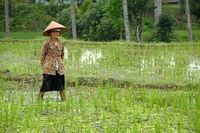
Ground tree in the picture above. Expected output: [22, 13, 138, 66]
[154, 0, 162, 25]
[128, 0, 154, 43]
[185, 0, 193, 42]
[75, 0, 91, 15]
[10, 4, 52, 32]
[156, 13, 174, 42]
[70, 0, 77, 39]
[4, 0, 9, 37]
[106, 0, 124, 40]
[190, 0, 200, 19]
[107, 0, 154, 42]
[28, 0, 36, 4]
[57, 8, 72, 38]
[122, 0, 130, 42]
[77, 0, 118, 41]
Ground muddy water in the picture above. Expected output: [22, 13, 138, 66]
[64, 47, 200, 81]
[1, 44, 200, 86]
[2, 86, 94, 105]
[64, 47, 200, 70]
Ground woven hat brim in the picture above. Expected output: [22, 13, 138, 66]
[43, 27, 67, 36]
[42, 21, 67, 36]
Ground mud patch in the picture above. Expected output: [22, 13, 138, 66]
[0, 69, 199, 89]
[0, 70, 42, 90]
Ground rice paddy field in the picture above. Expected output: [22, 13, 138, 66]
[0, 40, 200, 132]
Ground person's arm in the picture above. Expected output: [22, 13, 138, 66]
[61, 43, 64, 60]
[40, 41, 48, 67]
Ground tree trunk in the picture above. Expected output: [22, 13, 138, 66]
[154, 0, 162, 25]
[136, 25, 140, 43]
[185, 0, 193, 42]
[122, 0, 130, 42]
[70, 0, 77, 39]
[5, 0, 10, 37]
[120, 27, 122, 41]
[135, 15, 140, 43]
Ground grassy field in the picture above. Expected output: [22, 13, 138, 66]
[0, 40, 200, 132]
[1, 30, 200, 42]
[0, 32, 67, 40]
[1, 40, 200, 86]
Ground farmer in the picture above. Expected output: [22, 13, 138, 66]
[38, 21, 67, 101]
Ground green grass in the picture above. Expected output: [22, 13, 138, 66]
[0, 78, 199, 132]
[0, 32, 67, 40]
[174, 30, 200, 42]
[142, 30, 200, 42]
[1, 29, 200, 42]
[0, 40, 200, 132]
[0, 41, 200, 86]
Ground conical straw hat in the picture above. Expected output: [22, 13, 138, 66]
[43, 21, 67, 36]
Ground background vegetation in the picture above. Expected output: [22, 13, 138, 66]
[0, 0, 200, 42]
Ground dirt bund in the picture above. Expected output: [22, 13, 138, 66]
[0, 70, 199, 90]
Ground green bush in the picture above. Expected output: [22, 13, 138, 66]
[155, 13, 175, 42]
[0, 32, 5, 38]
[0, 3, 4, 32]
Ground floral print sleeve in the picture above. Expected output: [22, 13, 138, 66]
[40, 40, 49, 67]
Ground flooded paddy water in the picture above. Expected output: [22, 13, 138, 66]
[0, 41, 200, 132]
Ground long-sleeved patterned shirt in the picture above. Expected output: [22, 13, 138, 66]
[40, 38, 65, 75]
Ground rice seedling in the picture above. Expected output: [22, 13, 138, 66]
[0, 41, 200, 132]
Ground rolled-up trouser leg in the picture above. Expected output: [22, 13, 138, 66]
[60, 90, 66, 101]
[38, 92, 45, 100]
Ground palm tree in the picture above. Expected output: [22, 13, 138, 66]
[70, 0, 77, 39]
[76, 0, 91, 15]
[185, 0, 193, 42]
[154, 0, 162, 25]
[4, 0, 9, 37]
[122, 0, 130, 42]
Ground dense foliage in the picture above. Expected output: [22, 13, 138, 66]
[0, 3, 4, 32]
[190, 0, 200, 19]
[0, 0, 200, 41]
[128, 0, 154, 42]
[57, 0, 120, 41]
[155, 14, 175, 42]
[9, 4, 67, 32]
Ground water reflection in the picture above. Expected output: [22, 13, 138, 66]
[139, 56, 200, 71]
[63, 46, 200, 82]
[64, 49, 68, 59]
[64, 47, 200, 71]
[64, 48, 102, 65]
[80, 50, 102, 65]
[188, 60, 200, 71]
[169, 56, 175, 67]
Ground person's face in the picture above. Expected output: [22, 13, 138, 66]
[50, 31, 60, 38]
